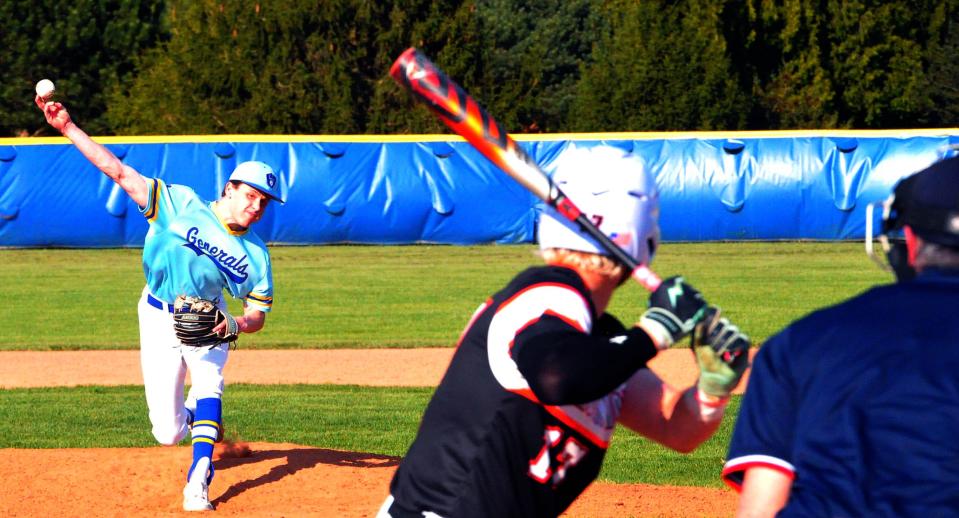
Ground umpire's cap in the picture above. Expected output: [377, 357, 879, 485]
[889, 156, 959, 247]
[229, 161, 285, 203]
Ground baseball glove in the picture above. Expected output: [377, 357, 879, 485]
[173, 295, 239, 347]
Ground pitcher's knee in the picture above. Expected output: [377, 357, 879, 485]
[152, 422, 188, 445]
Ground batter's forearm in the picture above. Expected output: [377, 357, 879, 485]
[628, 383, 726, 453]
[666, 387, 725, 452]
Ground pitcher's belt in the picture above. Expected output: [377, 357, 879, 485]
[147, 294, 174, 313]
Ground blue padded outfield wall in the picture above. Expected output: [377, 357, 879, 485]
[0, 130, 957, 247]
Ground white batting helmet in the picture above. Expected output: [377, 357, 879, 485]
[537, 144, 660, 266]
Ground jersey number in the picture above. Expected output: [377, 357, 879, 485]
[528, 426, 589, 486]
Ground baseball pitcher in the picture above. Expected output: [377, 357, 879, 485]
[37, 95, 283, 512]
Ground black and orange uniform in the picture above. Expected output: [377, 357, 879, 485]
[384, 265, 659, 518]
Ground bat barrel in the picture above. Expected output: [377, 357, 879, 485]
[391, 47, 662, 293]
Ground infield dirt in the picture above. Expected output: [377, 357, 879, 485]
[0, 348, 749, 517]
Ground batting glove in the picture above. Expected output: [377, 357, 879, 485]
[638, 276, 708, 350]
[693, 306, 750, 398]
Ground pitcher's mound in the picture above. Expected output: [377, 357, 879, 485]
[0, 443, 733, 517]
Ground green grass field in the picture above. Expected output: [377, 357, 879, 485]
[0, 243, 889, 487]
[0, 242, 886, 349]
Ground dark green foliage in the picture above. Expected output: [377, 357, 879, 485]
[747, 0, 956, 129]
[106, 0, 487, 134]
[924, 1, 959, 127]
[3, 0, 958, 134]
[0, 0, 166, 136]
[570, 0, 749, 131]
[365, 0, 487, 134]
[472, 0, 603, 133]
[107, 0, 371, 134]
[827, 1, 933, 128]
[748, 0, 841, 128]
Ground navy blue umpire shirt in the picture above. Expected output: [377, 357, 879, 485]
[722, 269, 959, 517]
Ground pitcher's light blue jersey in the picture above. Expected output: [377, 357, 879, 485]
[139, 178, 273, 312]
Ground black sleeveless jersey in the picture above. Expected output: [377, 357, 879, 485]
[386, 265, 658, 518]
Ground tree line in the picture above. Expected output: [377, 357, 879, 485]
[3, 0, 957, 137]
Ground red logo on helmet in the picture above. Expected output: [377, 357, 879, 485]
[610, 232, 633, 247]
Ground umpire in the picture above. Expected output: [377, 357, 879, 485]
[723, 156, 959, 517]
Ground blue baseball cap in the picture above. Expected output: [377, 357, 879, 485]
[228, 161, 285, 203]
[890, 156, 959, 247]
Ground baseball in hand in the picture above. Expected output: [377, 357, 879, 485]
[35, 79, 56, 101]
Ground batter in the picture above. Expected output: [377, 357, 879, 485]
[378, 145, 750, 517]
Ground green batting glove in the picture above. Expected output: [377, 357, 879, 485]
[693, 307, 750, 398]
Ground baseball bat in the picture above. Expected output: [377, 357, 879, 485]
[389, 47, 662, 291]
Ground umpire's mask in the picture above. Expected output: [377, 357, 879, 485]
[866, 155, 959, 280]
